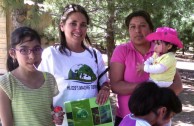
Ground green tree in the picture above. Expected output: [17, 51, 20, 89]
[2, 0, 193, 61]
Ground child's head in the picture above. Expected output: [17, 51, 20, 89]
[128, 82, 182, 125]
[146, 27, 183, 54]
[7, 26, 42, 71]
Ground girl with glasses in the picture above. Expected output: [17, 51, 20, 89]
[0, 26, 63, 126]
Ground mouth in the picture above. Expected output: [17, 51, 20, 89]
[72, 31, 82, 38]
[28, 62, 39, 68]
[135, 35, 144, 39]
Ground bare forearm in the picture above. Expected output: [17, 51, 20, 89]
[111, 81, 138, 95]
[0, 89, 13, 126]
[169, 70, 183, 95]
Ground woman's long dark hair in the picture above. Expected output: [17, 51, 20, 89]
[7, 26, 41, 71]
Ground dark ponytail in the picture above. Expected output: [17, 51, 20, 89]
[6, 55, 19, 71]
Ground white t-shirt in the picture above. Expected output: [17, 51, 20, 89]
[119, 114, 151, 126]
[38, 45, 108, 126]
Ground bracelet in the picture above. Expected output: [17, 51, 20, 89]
[102, 85, 111, 90]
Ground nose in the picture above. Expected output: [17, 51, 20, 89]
[28, 51, 36, 59]
[135, 26, 141, 33]
[73, 24, 81, 31]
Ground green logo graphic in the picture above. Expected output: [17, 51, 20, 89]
[76, 109, 89, 119]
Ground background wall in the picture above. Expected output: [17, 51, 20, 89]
[0, 9, 7, 74]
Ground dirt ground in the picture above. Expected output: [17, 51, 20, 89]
[171, 69, 194, 126]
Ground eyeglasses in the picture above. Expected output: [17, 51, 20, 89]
[12, 47, 43, 55]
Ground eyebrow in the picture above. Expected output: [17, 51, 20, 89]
[19, 45, 41, 48]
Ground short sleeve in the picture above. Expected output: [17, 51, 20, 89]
[110, 43, 128, 64]
[159, 53, 176, 68]
[46, 72, 59, 97]
[0, 73, 13, 100]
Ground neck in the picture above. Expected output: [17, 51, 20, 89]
[136, 112, 157, 125]
[67, 44, 85, 53]
[133, 42, 151, 55]
[12, 67, 44, 89]
[14, 67, 37, 77]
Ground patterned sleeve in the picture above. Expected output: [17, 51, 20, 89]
[0, 73, 13, 100]
[46, 72, 59, 97]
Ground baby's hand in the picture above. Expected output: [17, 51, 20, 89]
[136, 63, 144, 72]
[51, 106, 65, 125]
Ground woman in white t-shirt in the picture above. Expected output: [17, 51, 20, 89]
[38, 4, 110, 126]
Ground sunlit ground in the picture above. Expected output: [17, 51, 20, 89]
[172, 84, 194, 126]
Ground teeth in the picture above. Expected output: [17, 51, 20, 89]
[74, 34, 81, 37]
[73, 31, 82, 37]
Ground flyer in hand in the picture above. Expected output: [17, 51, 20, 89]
[64, 97, 114, 126]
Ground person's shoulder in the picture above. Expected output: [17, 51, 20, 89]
[115, 42, 134, 51]
[0, 72, 10, 82]
[43, 72, 55, 78]
[120, 114, 136, 126]
[90, 47, 102, 55]
[162, 52, 176, 59]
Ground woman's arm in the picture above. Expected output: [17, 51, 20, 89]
[0, 88, 13, 126]
[110, 62, 138, 95]
[169, 70, 183, 95]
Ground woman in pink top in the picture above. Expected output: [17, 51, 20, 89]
[110, 10, 183, 126]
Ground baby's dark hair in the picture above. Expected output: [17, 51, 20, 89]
[164, 42, 178, 53]
[128, 82, 182, 118]
[7, 26, 41, 71]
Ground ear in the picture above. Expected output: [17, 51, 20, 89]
[9, 49, 16, 59]
[167, 44, 173, 50]
[60, 22, 65, 32]
[157, 107, 167, 118]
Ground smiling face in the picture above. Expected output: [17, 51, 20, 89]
[10, 37, 42, 72]
[128, 16, 152, 46]
[60, 12, 87, 47]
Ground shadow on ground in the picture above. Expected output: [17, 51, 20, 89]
[172, 84, 194, 126]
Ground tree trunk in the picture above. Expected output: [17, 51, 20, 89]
[106, 15, 115, 66]
[106, 1, 115, 66]
[12, 7, 27, 29]
[6, 8, 12, 50]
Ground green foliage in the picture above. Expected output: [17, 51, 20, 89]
[2, 0, 194, 53]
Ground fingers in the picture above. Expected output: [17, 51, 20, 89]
[96, 89, 110, 105]
[52, 112, 65, 125]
